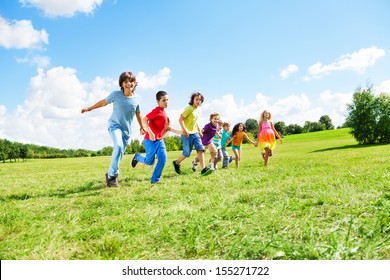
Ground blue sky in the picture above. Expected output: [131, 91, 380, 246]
[1, 0, 389, 150]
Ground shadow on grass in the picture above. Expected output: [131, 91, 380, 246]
[3, 181, 104, 201]
[311, 143, 388, 153]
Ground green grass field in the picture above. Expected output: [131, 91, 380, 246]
[1, 128, 389, 260]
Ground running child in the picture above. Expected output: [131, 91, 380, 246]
[81, 71, 143, 187]
[131, 91, 181, 184]
[227, 122, 257, 168]
[172, 92, 212, 176]
[192, 113, 221, 172]
[258, 110, 282, 166]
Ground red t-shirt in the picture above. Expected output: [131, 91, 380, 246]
[144, 107, 167, 140]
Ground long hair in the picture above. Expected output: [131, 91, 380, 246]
[231, 122, 246, 137]
[259, 110, 272, 123]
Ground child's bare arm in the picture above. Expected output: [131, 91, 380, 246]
[244, 133, 257, 146]
[179, 115, 189, 137]
[81, 99, 107, 113]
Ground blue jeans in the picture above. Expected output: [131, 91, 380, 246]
[221, 147, 230, 167]
[136, 139, 167, 183]
[181, 133, 204, 157]
[108, 124, 129, 178]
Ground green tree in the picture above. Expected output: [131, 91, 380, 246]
[274, 121, 286, 137]
[319, 115, 334, 130]
[245, 118, 259, 138]
[285, 124, 303, 135]
[376, 93, 390, 143]
[346, 86, 389, 144]
[303, 121, 325, 133]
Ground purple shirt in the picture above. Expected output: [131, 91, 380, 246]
[201, 122, 218, 146]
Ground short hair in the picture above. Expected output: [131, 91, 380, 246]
[188, 92, 204, 105]
[209, 112, 220, 121]
[223, 122, 231, 127]
[119, 71, 136, 91]
[156, 90, 168, 101]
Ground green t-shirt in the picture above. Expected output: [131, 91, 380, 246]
[181, 105, 199, 134]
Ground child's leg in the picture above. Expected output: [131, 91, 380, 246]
[233, 149, 240, 168]
[151, 140, 167, 183]
[264, 147, 271, 166]
[136, 140, 156, 166]
[108, 126, 127, 178]
[175, 135, 191, 164]
[222, 147, 229, 168]
[197, 150, 206, 169]
[193, 133, 207, 170]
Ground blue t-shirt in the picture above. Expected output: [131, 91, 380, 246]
[221, 130, 231, 148]
[106, 90, 141, 139]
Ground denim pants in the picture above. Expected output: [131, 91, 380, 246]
[136, 139, 167, 183]
[221, 147, 230, 167]
[108, 124, 129, 178]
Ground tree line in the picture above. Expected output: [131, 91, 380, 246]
[1, 86, 388, 162]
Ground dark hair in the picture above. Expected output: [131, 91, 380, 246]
[231, 122, 246, 137]
[156, 90, 168, 101]
[188, 92, 204, 105]
[119, 71, 136, 91]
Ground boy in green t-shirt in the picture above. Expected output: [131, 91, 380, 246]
[172, 92, 212, 176]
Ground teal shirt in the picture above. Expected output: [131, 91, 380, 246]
[221, 130, 231, 148]
[106, 91, 141, 139]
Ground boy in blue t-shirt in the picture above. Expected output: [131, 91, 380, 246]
[81, 71, 144, 187]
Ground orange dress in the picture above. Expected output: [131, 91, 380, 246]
[258, 121, 276, 152]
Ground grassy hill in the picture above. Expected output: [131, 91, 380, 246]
[1, 128, 389, 259]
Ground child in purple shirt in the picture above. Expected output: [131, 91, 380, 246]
[192, 113, 221, 172]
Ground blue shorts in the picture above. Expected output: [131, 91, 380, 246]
[181, 133, 204, 157]
[232, 144, 241, 151]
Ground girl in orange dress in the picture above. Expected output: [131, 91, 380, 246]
[258, 110, 282, 166]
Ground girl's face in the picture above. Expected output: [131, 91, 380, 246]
[263, 111, 270, 119]
[238, 124, 244, 131]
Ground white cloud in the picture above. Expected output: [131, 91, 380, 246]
[319, 90, 352, 126]
[280, 64, 299, 79]
[16, 55, 51, 68]
[375, 79, 390, 94]
[0, 16, 49, 49]
[136, 67, 171, 90]
[19, 0, 103, 17]
[304, 46, 385, 80]
[0, 67, 172, 150]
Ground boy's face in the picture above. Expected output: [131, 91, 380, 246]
[157, 95, 168, 109]
[122, 78, 137, 91]
[224, 125, 230, 132]
[193, 96, 202, 108]
[210, 115, 220, 126]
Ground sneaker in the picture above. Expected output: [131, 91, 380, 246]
[105, 173, 118, 187]
[191, 160, 198, 172]
[172, 160, 181, 174]
[131, 152, 139, 168]
[200, 167, 213, 177]
[229, 156, 233, 163]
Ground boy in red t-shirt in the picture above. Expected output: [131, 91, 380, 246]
[131, 91, 181, 183]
